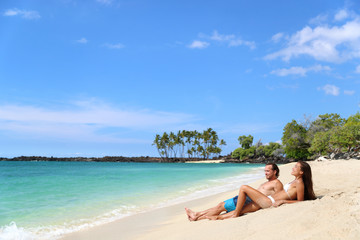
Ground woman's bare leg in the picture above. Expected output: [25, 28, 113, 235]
[233, 185, 272, 217]
[187, 185, 270, 221]
[241, 201, 261, 214]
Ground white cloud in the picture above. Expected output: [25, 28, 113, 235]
[309, 14, 328, 25]
[334, 9, 349, 21]
[96, 0, 113, 5]
[3, 8, 40, 19]
[355, 65, 360, 73]
[3, 9, 18, 16]
[188, 40, 210, 49]
[0, 100, 196, 142]
[344, 90, 355, 95]
[77, 38, 88, 44]
[188, 30, 255, 50]
[310, 64, 332, 72]
[271, 64, 331, 76]
[103, 43, 125, 49]
[265, 10, 360, 63]
[271, 32, 285, 43]
[210, 31, 233, 41]
[318, 84, 340, 96]
[271, 66, 307, 77]
[210, 30, 256, 49]
[229, 39, 256, 49]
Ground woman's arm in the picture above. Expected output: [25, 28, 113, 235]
[295, 179, 305, 201]
[273, 180, 305, 207]
[272, 199, 302, 207]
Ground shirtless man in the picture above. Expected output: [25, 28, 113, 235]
[185, 163, 283, 221]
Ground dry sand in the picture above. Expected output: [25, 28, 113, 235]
[61, 159, 360, 240]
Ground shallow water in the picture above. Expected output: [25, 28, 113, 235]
[0, 161, 264, 239]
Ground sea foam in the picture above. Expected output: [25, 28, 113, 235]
[0, 222, 33, 240]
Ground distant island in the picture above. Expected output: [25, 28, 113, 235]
[0, 156, 162, 163]
[1, 150, 359, 164]
[0, 154, 290, 163]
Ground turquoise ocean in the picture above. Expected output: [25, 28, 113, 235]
[0, 161, 264, 239]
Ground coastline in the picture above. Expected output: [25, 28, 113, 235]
[0, 155, 290, 164]
[61, 159, 360, 240]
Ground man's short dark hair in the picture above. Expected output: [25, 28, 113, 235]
[266, 163, 279, 177]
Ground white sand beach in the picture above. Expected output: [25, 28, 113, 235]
[61, 159, 360, 240]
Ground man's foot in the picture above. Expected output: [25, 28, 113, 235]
[206, 215, 219, 221]
[185, 208, 197, 221]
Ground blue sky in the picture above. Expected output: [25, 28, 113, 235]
[1, 0, 359, 157]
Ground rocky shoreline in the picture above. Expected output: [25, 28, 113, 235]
[0, 156, 162, 163]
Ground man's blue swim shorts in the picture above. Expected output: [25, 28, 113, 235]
[223, 195, 252, 212]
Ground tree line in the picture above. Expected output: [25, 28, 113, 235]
[231, 134, 284, 160]
[152, 128, 226, 160]
[282, 113, 360, 159]
[232, 112, 360, 160]
[153, 112, 360, 161]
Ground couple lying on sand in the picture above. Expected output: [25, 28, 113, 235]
[185, 161, 316, 221]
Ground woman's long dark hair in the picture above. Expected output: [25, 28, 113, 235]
[298, 161, 316, 200]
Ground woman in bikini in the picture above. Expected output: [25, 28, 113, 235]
[207, 161, 316, 220]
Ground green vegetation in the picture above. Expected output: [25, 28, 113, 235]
[344, 112, 360, 127]
[152, 128, 226, 160]
[308, 131, 331, 155]
[282, 120, 310, 159]
[238, 135, 253, 149]
[153, 112, 360, 161]
[286, 113, 360, 159]
[231, 136, 283, 160]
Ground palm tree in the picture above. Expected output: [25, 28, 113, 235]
[161, 132, 170, 159]
[178, 130, 185, 158]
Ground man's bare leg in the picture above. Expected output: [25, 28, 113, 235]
[207, 202, 260, 220]
[185, 202, 226, 221]
[186, 200, 260, 221]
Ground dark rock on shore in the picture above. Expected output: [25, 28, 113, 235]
[329, 151, 360, 160]
[0, 156, 163, 162]
[222, 155, 292, 164]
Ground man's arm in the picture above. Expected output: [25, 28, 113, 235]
[274, 180, 284, 193]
